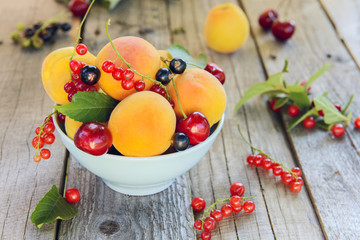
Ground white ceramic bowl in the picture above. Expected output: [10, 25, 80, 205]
[53, 114, 224, 196]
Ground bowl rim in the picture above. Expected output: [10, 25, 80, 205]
[53, 113, 225, 161]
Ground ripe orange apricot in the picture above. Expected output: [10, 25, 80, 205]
[95, 36, 162, 101]
[167, 68, 226, 127]
[42, 47, 96, 105]
[64, 116, 83, 140]
[108, 91, 176, 157]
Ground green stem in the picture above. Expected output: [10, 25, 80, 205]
[171, 77, 187, 119]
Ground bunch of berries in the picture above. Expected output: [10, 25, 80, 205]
[32, 115, 56, 162]
[191, 182, 255, 240]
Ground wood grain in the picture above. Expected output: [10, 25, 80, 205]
[243, 0, 360, 239]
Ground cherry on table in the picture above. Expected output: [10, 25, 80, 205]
[204, 62, 226, 85]
[271, 20, 296, 41]
[176, 112, 210, 145]
[68, 0, 89, 17]
[258, 9, 278, 29]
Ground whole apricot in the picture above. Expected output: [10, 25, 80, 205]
[204, 3, 249, 53]
[167, 68, 226, 127]
[108, 91, 176, 157]
[95, 36, 161, 101]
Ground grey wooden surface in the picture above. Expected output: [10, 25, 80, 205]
[0, 0, 359, 239]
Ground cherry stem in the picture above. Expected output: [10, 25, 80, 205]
[186, 62, 203, 69]
[105, 19, 171, 99]
[237, 124, 298, 180]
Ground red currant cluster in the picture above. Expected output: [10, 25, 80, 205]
[65, 44, 100, 102]
[258, 9, 295, 41]
[246, 154, 303, 193]
[32, 115, 56, 162]
[191, 182, 255, 240]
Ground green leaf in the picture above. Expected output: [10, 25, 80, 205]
[267, 72, 285, 88]
[54, 91, 119, 123]
[287, 108, 317, 131]
[273, 98, 289, 109]
[313, 95, 349, 125]
[285, 84, 311, 110]
[167, 44, 207, 69]
[282, 59, 289, 73]
[342, 94, 354, 114]
[316, 119, 331, 131]
[30, 185, 78, 229]
[234, 82, 275, 112]
[188, 53, 207, 69]
[306, 63, 331, 88]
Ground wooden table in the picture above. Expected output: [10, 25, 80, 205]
[1, 0, 360, 239]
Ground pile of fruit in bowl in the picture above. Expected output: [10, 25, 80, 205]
[35, 30, 227, 195]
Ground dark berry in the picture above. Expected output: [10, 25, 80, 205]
[60, 23, 72, 32]
[271, 20, 296, 41]
[24, 28, 35, 37]
[33, 23, 42, 30]
[80, 65, 101, 85]
[39, 30, 53, 42]
[155, 68, 171, 85]
[169, 58, 186, 74]
[259, 9, 278, 29]
[172, 132, 190, 151]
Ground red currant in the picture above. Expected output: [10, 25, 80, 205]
[43, 133, 55, 145]
[300, 81, 311, 92]
[201, 231, 211, 240]
[64, 81, 76, 93]
[303, 116, 316, 129]
[296, 177, 304, 186]
[291, 167, 302, 177]
[230, 182, 245, 196]
[210, 209, 223, 222]
[288, 105, 300, 117]
[176, 112, 210, 145]
[290, 181, 302, 193]
[112, 67, 123, 81]
[35, 127, 42, 135]
[230, 195, 243, 210]
[246, 154, 255, 165]
[40, 148, 51, 159]
[121, 69, 135, 80]
[243, 200, 255, 213]
[44, 116, 53, 123]
[33, 154, 41, 162]
[65, 187, 81, 203]
[191, 196, 206, 212]
[258, 9, 278, 29]
[72, 73, 80, 81]
[333, 103, 341, 112]
[134, 80, 145, 91]
[102, 60, 115, 73]
[272, 164, 283, 176]
[219, 204, 232, 217]
[169, 100, 175, 109]
[194, 219, 203, 230]
[121, 79, 134, 90]
[269, 99, 281, 112]
[331, 123, 345, 137]
[262, 158, 273, 170]
[281, 172, 295, 185]
[43, 122, 55, 133]
[203, 217, 216, 232]
[68, 92, 75, 102]
[32, 136, 44, 149]
[254, 154, 264, 167]
[69, 59, 82, 74]
[271, 20, 296, 41]
[354, 117, 360, 129]
[58, 113, 66, 124]
[76, 43, 87, 55]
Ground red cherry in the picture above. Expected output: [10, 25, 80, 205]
[288, 105, 300, 117]
[68, 0, 89, 17]
[74, 122, 113, 156]
[221, 204, 233, 217]
[201, 231, 211, 240]
[204, 63, 226, 84]
[271, 20, 296, 41]
[230, 182, 245, 196]
[331, 123, 345, 137]
[76, 43, 87, 55]
[269, 99, 281, 112]
[303, 116, 316, 129]
[258, 9, 278, 29]
[210, 209, 223, 222]
[290, 181, 302, 193]
[191, 196, 206, 212]
[176, 112, 210, 145]
[354, 117, 360, 129]
[243, 200, 255, 213]
[65, 188, 81, 203]
[194, 219, 203, 230]
[58, 113, 66, 124]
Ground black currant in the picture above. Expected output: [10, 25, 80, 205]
[169, 58, 186, 74]
[60, 23, 72, 32]
[24, 28, 35, 38]
[172, 132, 190, 151]
[39, 30, 53, 42]
[33, 23, 42, 30]
[80, 65, 101, 85]
[155, 68, 171, 85]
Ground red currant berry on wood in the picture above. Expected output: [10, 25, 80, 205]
[134, 80, 145, 91]
[194, 219, 203, 230]
[331, 123, 345, 137]
[269, 99, 281, 112]
[40, 148, 51, 159]
[201, 231, 211, 240]
[303, 116, 316, 129]
[210, 209, 223, 222]
[176, 112, 210, 145]
[203, 217, 216, 231]
[290, 181, 302, 193]
[35, 127, 42, 135]
[76, 43, 87, 55]
[354, 117, 360, 129]
[191, 196, 206, 212]
[296, 177, 304, 186]
[44, 122, 55, 133]
[69, 59, 82, 74]
[102, 60, 115, 73]
[230, 182, 245, 196]
[272, 164, 283, 176]
[230, 195, 243, 210]
[288, 105, 300, 117]
[33, 154, 41, 162]
[246, 154, 255, 165]
[271, 20, 296, 41]
[291, 167, 302, 177]
[258, 9, 278, 29]
[253, 154, 264, 167]
[68, 0, 89, 17]
[281, 172, 295, 185]
[221, 204, 233, 217]
[333, 103, 341, 112]
[204, 63, 225, 85]
[262, 158, 273, 170]
[43, 133, 55, 145]
[32, 136, 44, 149]
[65, 188, 81, 203]
[74, 122, 113, 156]
[243, 200, 255, 213]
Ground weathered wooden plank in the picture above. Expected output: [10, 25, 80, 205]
[169, 0, 324, 239]
[0, 0, 72, 239]
[319, 0, 360, 68]
[58, 0, 195, 239]
[243, 0, 360, 239]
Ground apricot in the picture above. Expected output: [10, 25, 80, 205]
[167, 68, 226, 126]
[108, 91, 176, 157]
[95, 36, 162, 101]
[65, 116, 83, 140]
[204, 3, 249, 53]
[42, 47, 96, 104]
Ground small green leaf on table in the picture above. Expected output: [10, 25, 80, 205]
[30, 185, 78, 229]
[54, 91, 119, 123]
[313, 95, 350, 125]
[167, 44, 207, 69]
[305, 63, 331, 89]
[286, 84, 311, 110]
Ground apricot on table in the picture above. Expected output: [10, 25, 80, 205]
[108, 91, 176, 157]
[42, 47, 96, 105]
[167, 68, 226, 127]
[95, 36, 162, 101]
[204, 3, 249, 53]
